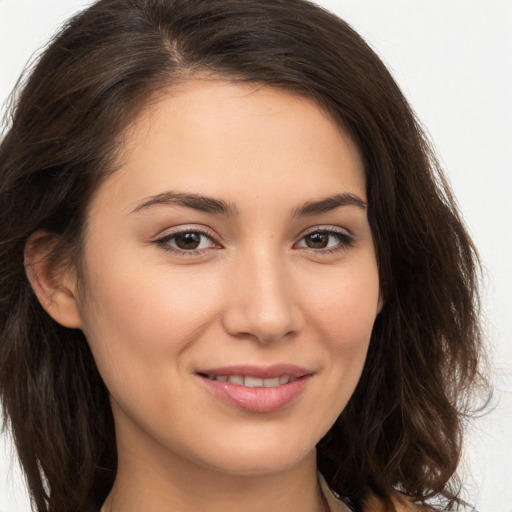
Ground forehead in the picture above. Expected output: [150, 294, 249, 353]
[91, 79, 366, 217]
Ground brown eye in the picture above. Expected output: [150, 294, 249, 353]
[174, 232, 202, 250]
[304, 232, 330, 249]
[296, 229, 354, 253]
[156, 229, 218, 253]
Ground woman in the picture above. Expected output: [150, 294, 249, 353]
[0, 0, 487, 511]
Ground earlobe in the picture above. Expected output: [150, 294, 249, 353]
[24, 231, 83, 329]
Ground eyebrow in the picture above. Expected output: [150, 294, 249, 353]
[131, 191, 239, 216]
[292, 193, 367, 217]
[130, 191, 366, 217]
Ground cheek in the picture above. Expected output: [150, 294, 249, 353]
[302, 260, 379, 393]
[78, 255, 221, 380]
[306, 261, 380, 343]
[77, 270, 219, 429]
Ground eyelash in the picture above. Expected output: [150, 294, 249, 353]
[154, 226, 354, 256]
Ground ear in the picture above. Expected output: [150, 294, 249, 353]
[24, 230, 83, 329]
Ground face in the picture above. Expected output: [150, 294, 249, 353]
[75, 80, 380, 477]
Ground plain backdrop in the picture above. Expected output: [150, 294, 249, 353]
[1, 1, 511, 511]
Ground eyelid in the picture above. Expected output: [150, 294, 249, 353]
[153, 224, 219, 241]
[298, 225, 353, 238]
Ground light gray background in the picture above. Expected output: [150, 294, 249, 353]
[1, 1, 511, 511]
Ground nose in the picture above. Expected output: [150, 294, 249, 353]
[221, 249, 303, 344]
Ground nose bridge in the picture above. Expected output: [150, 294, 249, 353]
[222, 244, 301, 343]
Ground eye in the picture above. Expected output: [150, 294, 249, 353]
[295, 228, 354, 252]
[154, 228, 220, 254]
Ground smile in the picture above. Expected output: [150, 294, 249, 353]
[197, 365, 313, 413]
[204, 375, 296, 387]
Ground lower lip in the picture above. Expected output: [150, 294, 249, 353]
[199, 376, 311, 413]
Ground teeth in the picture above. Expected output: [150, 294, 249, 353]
[244, 376, 263, 387]
[206, 374, 294, 387]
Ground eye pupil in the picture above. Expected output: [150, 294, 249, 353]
[306, 232, 329, 248]
[175, 232, 201, 250]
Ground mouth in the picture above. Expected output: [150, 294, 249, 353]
[199, 374, 299, 387]
[196, 364, 313, 413]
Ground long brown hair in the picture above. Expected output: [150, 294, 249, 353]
[0, 1, 487, 510]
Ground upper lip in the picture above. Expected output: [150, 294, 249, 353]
[196, 364, 313, 379]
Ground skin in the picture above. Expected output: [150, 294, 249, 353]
[28, 80, 381, 511]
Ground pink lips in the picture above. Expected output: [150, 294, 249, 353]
[197, 364, 313, 413]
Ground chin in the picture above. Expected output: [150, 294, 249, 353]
[193, 437, 317, 477]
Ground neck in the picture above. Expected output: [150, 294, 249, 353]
[103, 445, 324, 512]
